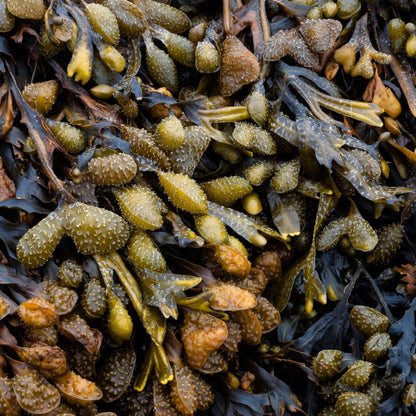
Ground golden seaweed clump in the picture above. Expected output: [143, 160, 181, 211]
[241, 192, 262, 215]
[98, 348, 136, 402]
[363, 72, 402, 119]
[232, 122, 277, 155]
[120, 124, 172, 171]
[406, 34, 416, 57]
[25, 326, 59, 346]
[57, 314, 103, 354]
[81, 278, 107, 319]
[54, 371, 102, 406]
[263, 19, 342, 70]
[58, 259, 84, 288]
[137, 0, 190, 34]
[207, 283, 257, 311]
[15, 343, 68, 379]
[334, 14, 392, 78]
[6, 0, 46, 20]
[205, 243, 251, 279]
[337, 0, 361, 19]
[189, 22, 207, 44]
[201, 176, 253, 206]
[195, 38, 221, 73]
[270, 159, 301, 194]
[350, 305, 390, 337]
[169, 363, 214, 414]
[158, 171, 208, 214]
[67, 35, 92, 85]
[335, 392, 375, 416]
[181, 310, 228, 369]
[18, 298, 59, 329]
[107, 290, 133, 345]
[225, 235, 248, 257]
[86, 153, 137, 185]
[252, 296, 281, 333]
[247, 90, 269, 125]
[155, 115, 185, 151]
[313, 350, 345, 380]
[316, 201, 378, 252]
[113, 184, 165, 230]
[263, 28, 316, 67]
[226, 267, 268, 294]
[220, 35, 260, 96]
[3, 0, 416, 413]
[158, 29, 195, 67]
[166, 125, 211, 176]
[63, 202, 130, 255]
[339, 360, 376, 388]
[145, 35, 178, 93]
[194, 214, 229, 245]
[45, 119, 87, 155]
[22, 80, 59, 115]
[16, 211, 65, 269]
[231, 309, 263, 345]
[366, 223, 404, 264]
[0, 296, 9, 319]
[388, 18, 408, 54]
[101, 0, 147, 37]
[244, 160, 276, 186]
[12, 368, 61, 414]
[98, 44, 126, 73]
[43, 280, 78, 316]
[170, 363, 198, 415]
[127, 228, 166, 272]
[85, 3, 120, 45]
[253, 251, 282, 282]
[298, 19, 343, 54]
[364, 332, 392, 362]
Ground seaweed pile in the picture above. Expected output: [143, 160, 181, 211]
[0, 0, 416, 414]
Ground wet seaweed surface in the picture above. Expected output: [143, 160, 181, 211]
[0, 0, 416, 415]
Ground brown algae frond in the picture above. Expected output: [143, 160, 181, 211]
[4, 0, 416, 413]
[263, 19, 342, 70]
[334, 14, 392, 79]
